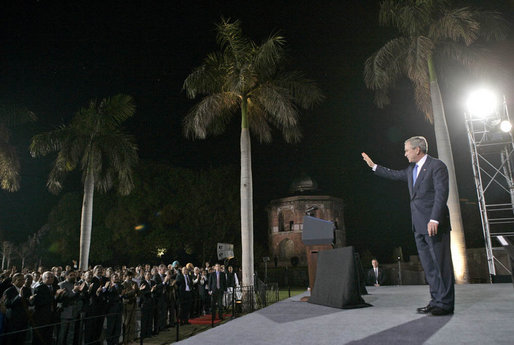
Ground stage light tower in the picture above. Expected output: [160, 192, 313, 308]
[465, 88, 514, 279]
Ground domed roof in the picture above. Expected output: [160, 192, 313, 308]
[289, 175, 319, 194]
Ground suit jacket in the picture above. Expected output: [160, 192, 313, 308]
[151, 274, 165, 300]
[208, 271, 227, 292]
[175, 273, 194, 298]
[3, 286, 30, 330]
[139, 279, 154, 309]
[90, 276, 107, 313]
[32, 283, 56, 325]
[367, 268, 385, 286]
[375, 155, 450, 234]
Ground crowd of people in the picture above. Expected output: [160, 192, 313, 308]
[0, 261, 241, 345]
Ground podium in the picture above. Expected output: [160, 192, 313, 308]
[302, 216, 334, 290]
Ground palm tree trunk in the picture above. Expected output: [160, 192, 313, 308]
[428, 57, 469, 283]
[79, 170, 95, 271]
[240, 98, 254, 287]
[1, 244, 5, 270]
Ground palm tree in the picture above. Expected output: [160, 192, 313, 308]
[0, 103, 36, 191]
[183, 19, 323, 287]
[364, 0, 508, 283]
[30, 94, 138, 270]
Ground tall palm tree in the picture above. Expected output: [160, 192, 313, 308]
[30, 94, 138, 270]
[183, 19, 323, 287]
[0, 103, 36, 191]
[364, 0, 508, 283]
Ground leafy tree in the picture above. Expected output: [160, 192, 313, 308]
[104, 163, 240, 266]
[183, 19, 323, 286]
[30, 95, 138, 270]
[40, 161, 239, 267]
[364, 0, 508, 283]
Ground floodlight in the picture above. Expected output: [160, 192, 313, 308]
[466, 89, 498, 118]
[500, 120, 512, 133]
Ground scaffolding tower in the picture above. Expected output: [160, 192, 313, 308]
[465, 96, 514, 278]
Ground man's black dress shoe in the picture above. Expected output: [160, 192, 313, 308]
[416, 305, 433, 314]
[430, 307, 453, 316]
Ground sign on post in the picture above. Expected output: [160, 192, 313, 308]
[217, 243, 234, 260]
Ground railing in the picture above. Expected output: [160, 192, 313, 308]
[0, 282, 281, 344]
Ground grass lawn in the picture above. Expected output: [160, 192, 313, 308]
[278, 288, 307, 301]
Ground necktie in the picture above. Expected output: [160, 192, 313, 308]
[413, 164, 418, 185]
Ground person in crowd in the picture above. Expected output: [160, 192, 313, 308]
[56, 270, 82, 345]
[150, 267, 163, 335]
[101, 273, 123, 345]
[139, 272, 155, 338]
[171, 261, 180, 271]
[31, 272, 41, 289]
[0, 271, 13, 297]
[22, 274, 33, 298]
[80, 270, 96, 345]
[121, 271, 138, 344]
[165, 269, 177, 328]
[175, 267, 192, 325]
[367, 259, 386, 287]
[133, 266, 143, 286]
[52, 267, 63, 284]
[3, 273, 30, 345]
[31, 271, 57, 345]
[225, 265, 239, 307]
[208, 264, 227, 320]
[191, 267, 201, 318]
[87, 265, 106, 345]
[226, 266, 239, 289]
[198, 269, 209, 315]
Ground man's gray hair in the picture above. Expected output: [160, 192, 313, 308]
[405, 136, 428, 154]
[42, 271, 54, 280]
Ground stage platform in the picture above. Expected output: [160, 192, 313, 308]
[174, 284, 514, 345]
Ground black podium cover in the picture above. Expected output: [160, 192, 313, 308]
[308, 246, 371, 309]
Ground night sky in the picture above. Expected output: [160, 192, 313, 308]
[1, 0, 513, 263]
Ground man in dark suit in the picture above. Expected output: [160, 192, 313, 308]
[208, 263, 227, 320]
[362, 136, 455, 316]
[87, 265, 107, 345]
[3, 273, 30, 345]
[175, 267, 193, 325]
[367, 259, 385, 287]
[139, 272, 155, 338]
[31, 271, 57, 345]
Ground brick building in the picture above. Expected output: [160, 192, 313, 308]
[267, 176, 345, 266]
